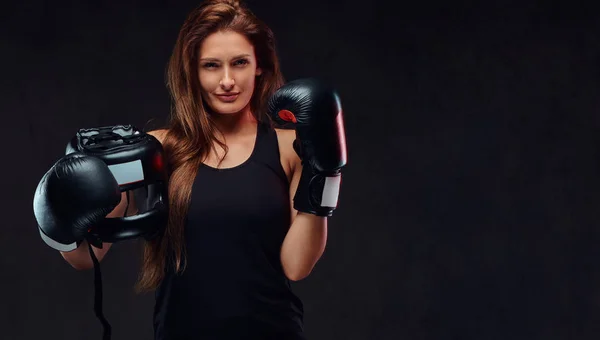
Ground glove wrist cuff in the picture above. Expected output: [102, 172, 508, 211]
[293, 165, 342, 217]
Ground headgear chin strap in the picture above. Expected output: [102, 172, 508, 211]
[66, 124, 169, 340]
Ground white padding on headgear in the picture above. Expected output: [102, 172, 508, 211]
[108, 160, 145, 185]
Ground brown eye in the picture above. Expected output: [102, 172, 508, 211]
[233, 59, 249, 66]
[203, 62, 218, 69]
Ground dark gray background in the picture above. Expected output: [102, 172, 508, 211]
[2, 0, 600, 339]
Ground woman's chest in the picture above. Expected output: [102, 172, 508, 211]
[185, 165, 291, 241]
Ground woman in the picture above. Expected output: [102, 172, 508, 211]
[59, 0, 339, 338]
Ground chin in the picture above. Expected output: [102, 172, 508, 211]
[209, 100, 251, 116]
[211, 105, 244, 115]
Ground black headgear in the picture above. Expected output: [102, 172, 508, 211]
[65, 124, 169, 340]
[65, 124, 169, 245]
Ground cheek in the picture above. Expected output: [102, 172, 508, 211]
[239, 68, 258, 86]
[241, 75, 257, 96]
[198, 71, 218, 91]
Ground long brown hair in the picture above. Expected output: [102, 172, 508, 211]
[135, 0, 285, 293]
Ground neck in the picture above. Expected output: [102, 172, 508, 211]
[211, 105, 257, 141]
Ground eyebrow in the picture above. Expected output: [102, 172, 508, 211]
[199, 54, 251, 62]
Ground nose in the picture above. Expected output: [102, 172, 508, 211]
[219, 69, 235, 90]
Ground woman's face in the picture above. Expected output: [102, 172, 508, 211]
[198, 30, 262, 115]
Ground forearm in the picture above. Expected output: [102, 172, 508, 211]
[280, 212, 328, 281]
[60, 240, 112, 270]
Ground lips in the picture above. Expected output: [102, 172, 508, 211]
[215, 93, 239, 103]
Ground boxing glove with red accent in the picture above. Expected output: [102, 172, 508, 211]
[267, 78, 347, 216]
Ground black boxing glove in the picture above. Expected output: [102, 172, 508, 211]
[267, 78, 347, 216]
[33, 152, 122, 252]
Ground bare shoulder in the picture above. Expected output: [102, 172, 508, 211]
[147, 129, 168, 144]
[275, 128, 301, 180]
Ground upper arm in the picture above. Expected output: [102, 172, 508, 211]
[275, 128, 303, 222]
[288, 157, 302, 221]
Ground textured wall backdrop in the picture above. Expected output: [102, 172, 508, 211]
[1, 1, 600, 339]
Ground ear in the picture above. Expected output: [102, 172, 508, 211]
[256, 67, 262, 76]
